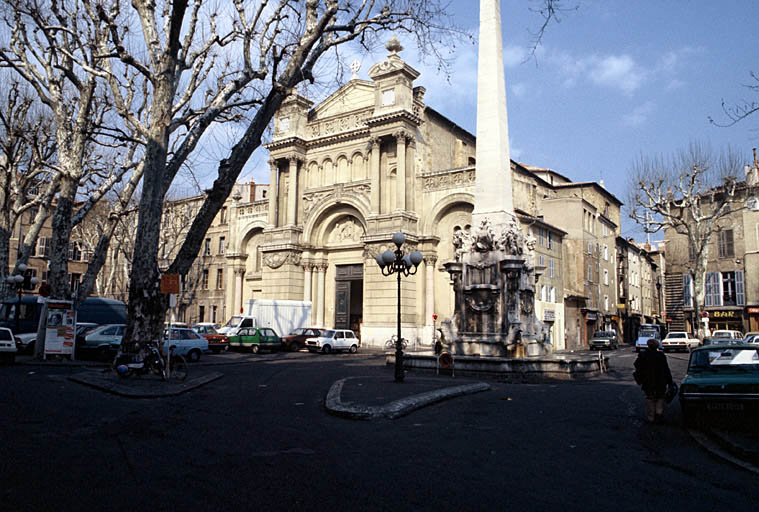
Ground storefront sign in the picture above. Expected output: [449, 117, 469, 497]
[586, 312, 598, 321]
[748, 307, 759, 314]
[710, 310, 741, 319]
[544, 310, 555, 322]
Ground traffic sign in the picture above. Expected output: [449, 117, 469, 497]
[160, 274, 180, 294]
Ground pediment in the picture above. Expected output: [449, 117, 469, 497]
[310, 80, 375, 121]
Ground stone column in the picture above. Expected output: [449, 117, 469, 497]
[234, 268, 245, 315]
[287, 156, 299, 226]
[424, 254, 437, 326]
[267, 159, 279, 227]
[395, 131, 407, 211]
[473, 0, 513, 228]
[407, 137, 416, 212]
[303, 263, 313, 302]
[369, 137, 380, 215]
[316, 263, 327, 326]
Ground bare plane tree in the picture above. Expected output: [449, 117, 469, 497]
[627, 143, 746, 334]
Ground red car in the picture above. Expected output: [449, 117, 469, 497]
[192, 323, 229, 353]
[281, 327, 323, 352]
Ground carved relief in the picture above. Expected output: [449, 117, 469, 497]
[423, 169, 475, 191]
[264, 251, 301, 269]
[328, 218, 364, 245]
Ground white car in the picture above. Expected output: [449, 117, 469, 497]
[305, 329, 360, 354]
[83, 324, 126, 356]
[163, 327, 208, 362]
[635, 336, 660, 352]
[711, 329, 744, 340]
[661, 331, 699, 352]
[0, 327, 17, 364]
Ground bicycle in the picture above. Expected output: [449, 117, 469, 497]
[384, 334, 408, 350]
[114, 340, 188, 382]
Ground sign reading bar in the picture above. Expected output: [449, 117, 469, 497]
[160, 274, 180, 294]
[711, 310, 739, 319]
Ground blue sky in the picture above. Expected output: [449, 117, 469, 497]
[231, 0, 758, 238]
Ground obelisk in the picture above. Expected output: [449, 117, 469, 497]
[473, 0, 514, 229]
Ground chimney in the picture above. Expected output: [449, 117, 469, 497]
[749, 148, 759, 186]
[249, 180, 256, 202]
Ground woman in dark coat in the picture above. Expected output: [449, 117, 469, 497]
[634, 338, 674, 423]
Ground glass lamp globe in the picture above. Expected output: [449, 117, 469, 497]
[410, 251, 423, 267]
[381, 250, 395, 265]
[392, 232, 406, 248]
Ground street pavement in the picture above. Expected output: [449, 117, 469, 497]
[3, 345, 759, 511]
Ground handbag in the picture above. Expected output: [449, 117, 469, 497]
[665, 382, 678, 404]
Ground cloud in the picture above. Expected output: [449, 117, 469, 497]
[503, 45, 527, 67]
[587, 55, 644, 94]
[622, 101, 655, 127]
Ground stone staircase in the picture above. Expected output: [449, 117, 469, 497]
[665, 272, 687, 332]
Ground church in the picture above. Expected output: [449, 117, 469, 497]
[194, 37, 623, 351]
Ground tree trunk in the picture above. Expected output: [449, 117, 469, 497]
[47, 175, 77, 300]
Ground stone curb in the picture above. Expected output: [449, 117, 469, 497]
[325, 377, 491, 420]
[68, 370, 223, 398]
[687, 429, 759, 475]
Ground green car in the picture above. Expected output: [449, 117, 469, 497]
[227, 327, 280, 353]
[679, 344, 759, 427]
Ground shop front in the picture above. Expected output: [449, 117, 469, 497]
[706, 309, 744, 333]
[746, 306, 759, 333]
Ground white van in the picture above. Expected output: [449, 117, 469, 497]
[217, 315, 256, 337]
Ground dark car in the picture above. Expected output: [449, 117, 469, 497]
[589, 331, 618, 350]
[679, 344, 759, 427]
[281, 327, 322, 352]
[191, 323, 229, 353]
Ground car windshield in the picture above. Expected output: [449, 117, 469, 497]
[639, 328, 658, 338]
[689, 347, 759, 371]
[593, 331, 609, 338]
[323, 330, 336, 338]
[289, 328, 305, 335]
[712, 332, 732, 338]
[667, 333, 686, 338]
[224, 316, 242, 328]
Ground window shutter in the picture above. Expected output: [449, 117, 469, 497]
[705, 273, 713, 307]
[736, 270, 745, 306]
[718, 231, 726, 258]
[726, 230, 734, 258]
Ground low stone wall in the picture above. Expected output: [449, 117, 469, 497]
[388, 352, 607, 381]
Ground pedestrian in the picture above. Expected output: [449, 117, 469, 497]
[633, 338, 674, 423]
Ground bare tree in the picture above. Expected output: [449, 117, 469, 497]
[0, 79, 58, 299]
[710, 71, 759, 128]
[627, 143, 746, 334]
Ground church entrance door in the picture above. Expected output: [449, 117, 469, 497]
[334, 264, 364, 334]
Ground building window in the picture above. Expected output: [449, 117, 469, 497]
[718, 229, 734, 258]
[549, 258, 555, 278]
[219, 237, 225, 255]
[23, 268, 37, 290]
[204, 238, 211, 256]
[550, 287, 556, 303]
[722, 271, 744, 306]
[603, 244, 608, 261]
[538, 228, 546, 247]
[202, 269, 209, 290]
[198, 305, 205, 322]
[220, 207, 227, 225]
[587, 241, 593, 254]
[547, 232, 554, 250]
[212, 305, 218, 323]
[68, 243, 82, 262]
[705, 272, 721, 306]
[604, 295, 609, 311]
[603, 269, 609, 286]
[69, 273, 81, 292]
[538, 254, 545, 267]
[217, 268, 224, 289]
[35, 237, 50, 258]
[587, 263, 593, 281]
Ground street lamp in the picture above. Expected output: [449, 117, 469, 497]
[6, 263, 38, 334]
[375, 232, 423, 383]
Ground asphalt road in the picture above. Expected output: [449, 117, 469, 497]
[1, 348, 757, 512]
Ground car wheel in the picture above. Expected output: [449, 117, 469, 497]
[251, 345, 260, 354]
[290, 342, 300, 352]
[322, 344, 332, 354]
[188, 349, 201, 363]
[349, 344, 358, 353]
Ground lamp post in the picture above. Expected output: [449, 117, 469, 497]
[6, 263, 38, 334]
[376, 232, 423, 383]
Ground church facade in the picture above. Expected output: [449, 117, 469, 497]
[216, 41, 573, 350]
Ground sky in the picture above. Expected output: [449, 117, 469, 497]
[230, 0, 759, 239]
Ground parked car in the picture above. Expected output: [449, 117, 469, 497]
[679, 344, 759, 427]
[635, 337, 660, 352]
[192, 323, 229, 353]
[743, 333, 759, 344]
[711, 329, 744, 340]
[227, 327, 280, 353]
[281, 327, 323, 352]
[0, 327, 17, 364]
[702, 337, 738, 346]
[306, 329, 360, 354]
[83, 324, 126, 359]
[661, 331, 700, 352]
[163, 327, 208, 362]
[589, 331, 618, 350]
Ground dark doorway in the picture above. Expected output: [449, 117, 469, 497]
[335, 264, 363, 333]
